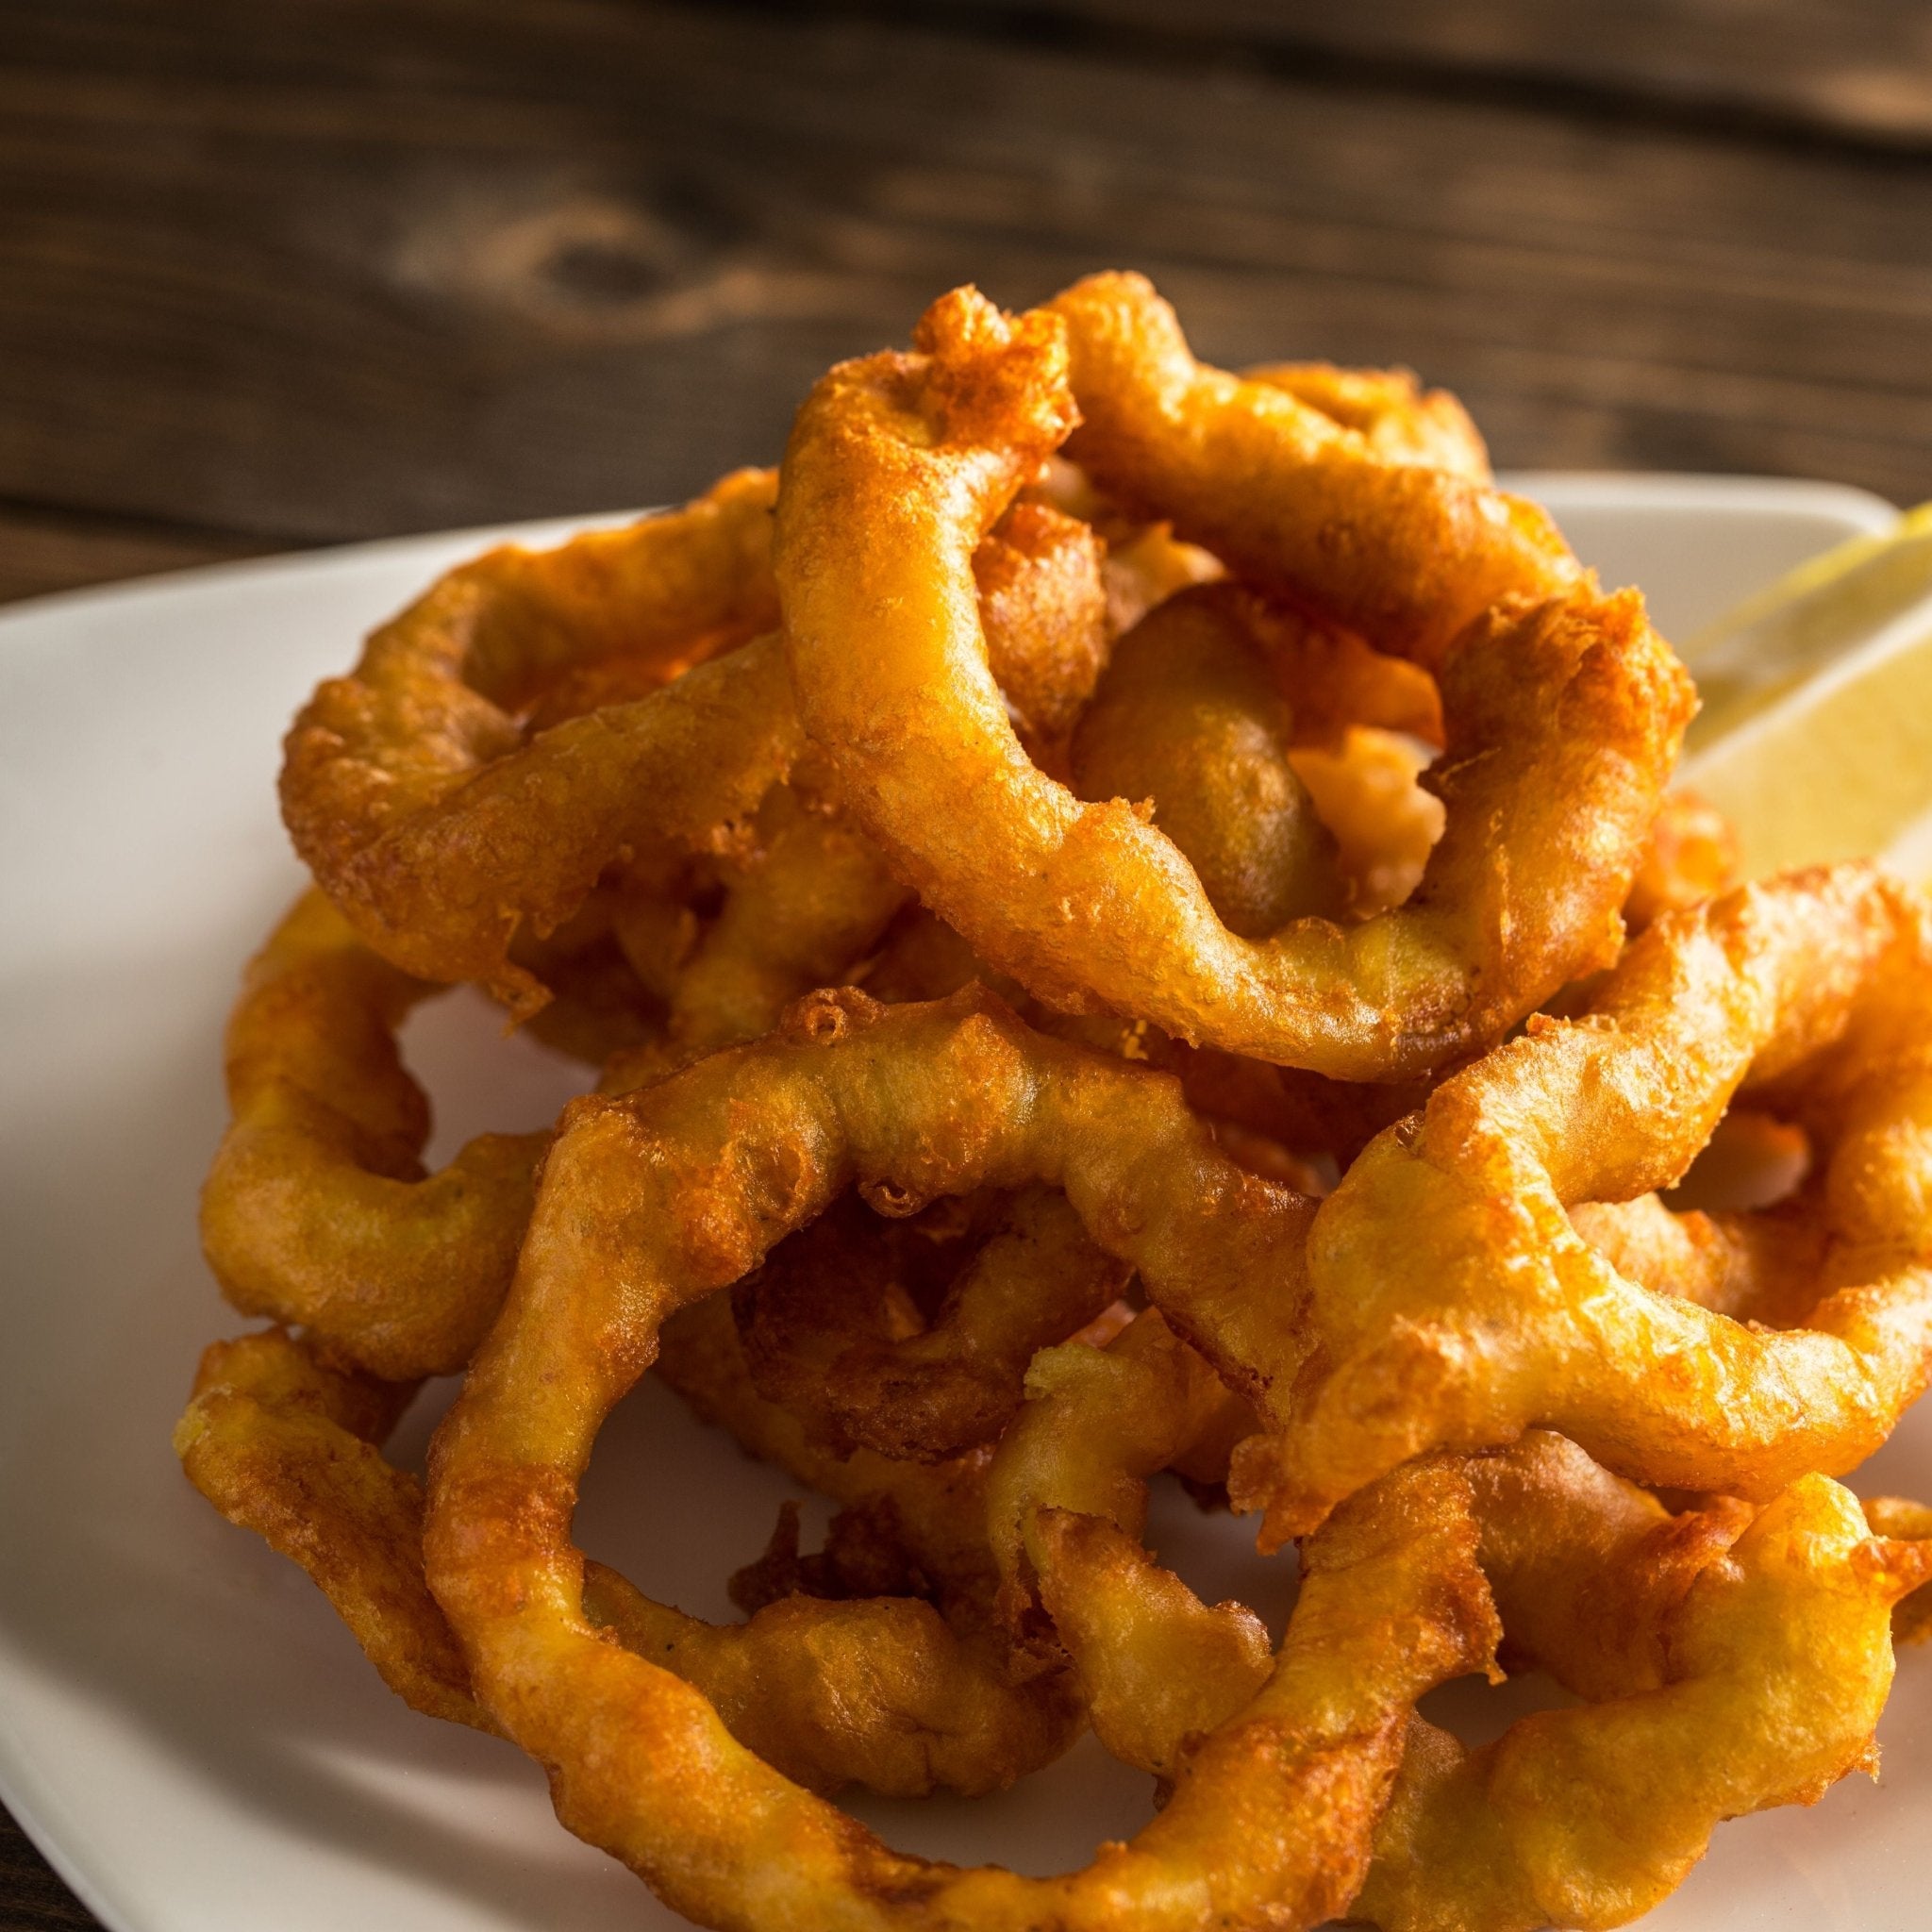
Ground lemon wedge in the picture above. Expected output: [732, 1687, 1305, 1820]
[1677, 503, 1932, 883]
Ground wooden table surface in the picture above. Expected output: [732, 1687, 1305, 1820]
[4, 0, 1930, 1923]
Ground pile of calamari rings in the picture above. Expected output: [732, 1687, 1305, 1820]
[176, 271, 1932, 1932]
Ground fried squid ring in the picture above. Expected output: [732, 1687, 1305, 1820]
[423, 987, 1501, 1931]
[1354, 1432, 1932, 1932]
[200, 891, 550, 1380]
[1070, 590, 1348, 935]
[284, 471, 794, 1014]
[988, 1313, 1932, 1931]
[776, 284, 1693, 1077]
[618, 497, 1105, 1061]
[288, 467, 1111, 1017]
[175, 1324, 1078, 1798]
[202, 870, 919, 1384]
[986, 1309, 1275, 1776]
[1067, 583, 1447, 936]
[1237, 864, 1932, 1545]
[1050, 273, 1576, 667]
[173, 1328, 482, 1725]
[609, 782, 911, 1084]
[206, 850, 918, 1379]
[520, 497, 1107, 765]
[1244, 362, 1491, 481]
[731, 1187, 1132, 1461]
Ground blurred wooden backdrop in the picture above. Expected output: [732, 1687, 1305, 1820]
[3, 0, 1930, 1919]
[6, 0, 1932, 616]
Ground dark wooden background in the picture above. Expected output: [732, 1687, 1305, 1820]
[4, 0, 1930, 1922]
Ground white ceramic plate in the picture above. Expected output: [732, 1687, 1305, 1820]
[2, 473, 1926, 1932]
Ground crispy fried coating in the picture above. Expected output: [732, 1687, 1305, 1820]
[1623, 789, 1740, 930]
[1237, 865, 1932, 1544]
[1353, 1434, 1932, 1931]
[1244, 362, 1492, 481]
[1290, 727, 1445, 920]
[283, 471, 793, 1013]
[175, 1324, 1076, 1798]
[578, 1546, 1082, 1800]
[987, 1310, 1273, 1774]
[1085, 353, 1491, 647]
[196, 260, 1932, 1929]
[973, 500, 1112, 753]
[1864, 1496, 1932, 1644]
[286, 464, 1116, 1018]
[1071, 589, 1348, 935]
[988, 1306, 1931, 1932]
[199, 891, 549, 1379]
[1051, 274, 1575, 668]
[1566, 1181, 1825, 1325]
[858, 905, 1427, 1193]
[776, 282, 1693, 1077]
[600, 782, 911, 1089]
[732, 1187, 1131, 1462]
[424, 987, 1504, 1931]
[173, 1329, 485, 1726]
[656, 1291, 1015, 1622]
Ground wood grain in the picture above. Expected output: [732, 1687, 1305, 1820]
[0, 504, 265, 607]
[0, 1811, 93, 1932]
[2, 0, 1930, 567]
[866, 1, 1932, 148]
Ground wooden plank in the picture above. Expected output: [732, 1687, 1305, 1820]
[0, 1808, 95, 1930]
[0, 504, 265, 607]
[876, 1, 1932, 148]
[2, 0, 1931, 556]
